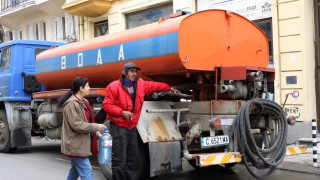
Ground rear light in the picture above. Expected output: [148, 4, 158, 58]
[210, 118, 221, 129]
[287, 116, 296, 126]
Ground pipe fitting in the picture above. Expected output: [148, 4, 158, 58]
[182, 141, 197, 160]
[221, 84, 236, 93]
[176, 120, 191, 129]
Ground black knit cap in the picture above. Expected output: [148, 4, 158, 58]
[123, 62, 141, 71]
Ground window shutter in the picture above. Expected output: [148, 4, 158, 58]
[66, 14, 76, 42]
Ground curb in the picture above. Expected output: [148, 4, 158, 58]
[277, 161, 320, 175]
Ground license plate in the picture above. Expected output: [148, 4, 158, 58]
[200, 135, 229, 148]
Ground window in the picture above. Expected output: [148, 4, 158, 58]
[39, 20, 46, 41]
[94, 20, 108, 37]
[126, 3, 173, 29]
[0, 47, 11, 69]
[59, 15, 66, 41]
[50, 17, 58, 41]
[33, 23, 39, 40]
[1, 0, 25, 11]
[0, 25, 4, 43]
[26, 25, 31, 39]
[5, 31, 12, 41]
[66, 14, 76, 42]
[253, 18, 273, 62]
[14, 28, 22, 39]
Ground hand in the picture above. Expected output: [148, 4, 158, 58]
[98, 124, 107, 131]
[121, 111, 134, 119]
[171, 88, 181, 94]
[96, 131, 102, 138]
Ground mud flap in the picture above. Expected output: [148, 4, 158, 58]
[136, 101, 183, 143]
[148, 141, 182, 177]
[4, 102, 32, 147]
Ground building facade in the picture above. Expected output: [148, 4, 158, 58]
[62, 0, 196, 40]
[0, 0, 318, 142]
[0, 0, 78, 42]
[272, 0, 317, 142]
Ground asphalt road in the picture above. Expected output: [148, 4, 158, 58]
[0, 138, 104, 180]
[0, 138, 320, 180]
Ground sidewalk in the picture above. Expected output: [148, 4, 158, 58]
[277, 143, 320, 174]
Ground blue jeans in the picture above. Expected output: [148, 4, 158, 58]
[67, 157, 93, 180]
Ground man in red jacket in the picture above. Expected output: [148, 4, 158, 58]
[102, 62, 179, 180]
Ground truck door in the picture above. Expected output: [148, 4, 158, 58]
[22, 47, 46, 93]
[0, 47, 11, 99]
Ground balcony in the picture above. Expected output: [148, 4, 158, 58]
[62, 0, 115, 17]
[0, 0, 65, 28]
[1, 0, 34, 12]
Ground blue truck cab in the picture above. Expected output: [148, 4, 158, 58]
[0, 40, 66, 101]
[0, 40, 66, 153]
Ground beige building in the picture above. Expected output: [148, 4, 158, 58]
[62, 0, 196, 40]
[0, 0, 318, 141]
[272, 0, 318, 142]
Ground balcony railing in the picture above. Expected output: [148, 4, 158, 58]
[1, 0, 35, 12]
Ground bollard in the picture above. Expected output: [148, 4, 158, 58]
[312, 119, 318, 167]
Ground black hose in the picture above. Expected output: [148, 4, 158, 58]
[230, 98, 287, 179]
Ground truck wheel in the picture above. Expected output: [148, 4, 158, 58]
[187, 159, 222, 171]
[0, 110, 17, 153]
[99, 120, 149, 180]
[99, 163, 112, 180]
[223, 162, 237, 168]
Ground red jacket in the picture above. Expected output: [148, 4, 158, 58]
[102, 77, 171, 129]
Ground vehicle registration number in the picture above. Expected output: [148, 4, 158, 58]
[200, 135, 229, 148]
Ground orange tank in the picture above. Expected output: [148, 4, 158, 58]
[35, 10, 268, 90]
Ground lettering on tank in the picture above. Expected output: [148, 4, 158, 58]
[118, 44, 125, 61]
[78, 53, 83, 67]
[61, 56, 66, 69]
[97, 49, 102, 65]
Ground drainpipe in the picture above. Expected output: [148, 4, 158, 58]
[79, 16, 84, 41]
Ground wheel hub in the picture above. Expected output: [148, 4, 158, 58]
[0, 120, 7, 145]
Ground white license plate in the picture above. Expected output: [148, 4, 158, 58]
[200, 135, 229, 148]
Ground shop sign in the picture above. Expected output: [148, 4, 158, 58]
[197, 0, 272, 21]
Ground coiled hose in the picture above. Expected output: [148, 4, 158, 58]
[230, 98, 287, 179]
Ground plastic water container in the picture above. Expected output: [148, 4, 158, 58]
[98, 129, 112, 164]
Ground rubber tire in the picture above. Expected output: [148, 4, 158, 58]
[224, 162, 237, 168]
[99, 120, 149, 180]
[187, 159, 222, 171]
[0, 110, 17, 153]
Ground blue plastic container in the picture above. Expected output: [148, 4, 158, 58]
[98, 129, 112, 164]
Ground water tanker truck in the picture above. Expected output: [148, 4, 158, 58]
[0, 10, 292, 179]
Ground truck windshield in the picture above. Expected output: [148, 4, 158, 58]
[0, 47, 11, 69]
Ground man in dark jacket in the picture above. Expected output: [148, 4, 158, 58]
[102, 62, 179, 180]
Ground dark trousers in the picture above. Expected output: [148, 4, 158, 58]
[110, 123, 140, 180]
